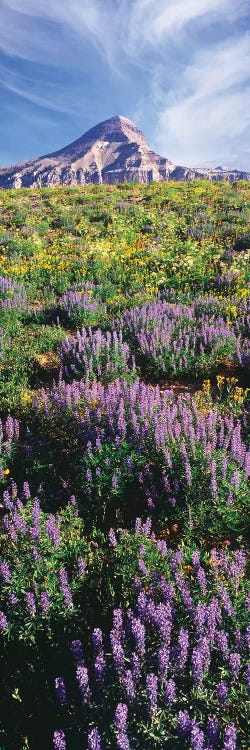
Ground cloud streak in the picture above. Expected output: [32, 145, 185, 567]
[127, 0, 248, 47]
[0, 67, 79, 114]
[154, 35, 250, 168]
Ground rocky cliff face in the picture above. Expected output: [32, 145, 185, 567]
[169, 164, 250, 182]
[0, 115, 249, 188]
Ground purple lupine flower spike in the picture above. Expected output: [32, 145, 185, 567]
[115, 703, 128, 732]
[117, 734, 130, 750]
[178, 627, 189, 668]
[71, 639, 84, 664]
[108, 528, 117, 547]
[164, 679, 176, 704]
[40, 591, 50, 614]
[222, 723, 237, 750]
[92, 628, 103, 650]
[158, 644, 169, 680]
[190, 722, 205, 750]
[8, 592, 18, 607]
[58, 569, 73, 609]
[146, 673, 158, 719]
[76, 665, 91, 702]
[138, 559, 148, 576]
[114, 704, 130, 750]
[46, 515, 61, 547]
[0, 611, 8, 631]
[94, 652, 106, 681]
[206, 718, 219, 747]
[246, 664, 250, 691]
[122, 670, 135, 702]
[53, 730, 67, 750]
[88, 727, 102, 750]
[55, 677, 67, 707]
[0, 561, 11, 581]
[77, 557, 87, 576]
[177, 710, 192, 735]
[25, 591, 36, 616]
[22, 481, 31, 499]
[229, 652, 240, 680]
[217, 681, 228, 704]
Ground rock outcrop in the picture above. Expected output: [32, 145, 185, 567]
[0, 115, 249, 188]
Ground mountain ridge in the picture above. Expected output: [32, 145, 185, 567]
[0, 115, 249, 188]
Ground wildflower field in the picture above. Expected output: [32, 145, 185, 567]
[0, 179, 249, 750]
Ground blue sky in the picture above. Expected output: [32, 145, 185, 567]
[1, 0, 250, 170]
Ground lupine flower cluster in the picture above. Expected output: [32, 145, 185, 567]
[213, 271, 239, 292]
[0, 414, 19, 479]
[234, 294, 250, 341]
[60, 327, 135, 384]
[34, 377, 249, 533]
[58, 282, 106, 327]
[52, 534, 249, 749]
[120, 295, 250, 377]
[0, 490, 90, 638]
[0, 274, 28, 312]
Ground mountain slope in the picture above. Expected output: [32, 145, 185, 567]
[0, 115, 249, 188]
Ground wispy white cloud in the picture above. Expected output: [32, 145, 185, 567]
[2, 0, 248, 55]
[158, 89, 250, 168]
[0, 69, 79, 114]
[184, 35, 250, 97]
[127, 0, 248, 47]
[2, 0, 246, 67]
[0, 4, 67, 64]
[153, 35, 250, 168]
[0, 1, 113, 64]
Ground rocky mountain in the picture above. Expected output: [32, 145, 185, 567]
[0, 115, 249, 188]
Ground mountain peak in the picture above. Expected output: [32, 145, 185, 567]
[92, 114, 141, 129]
[42, 114, 148, 161]
[75, 113, 147, 145]
[106, 114, 135, 124]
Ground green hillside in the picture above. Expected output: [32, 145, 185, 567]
[0, 181, 249, 750]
